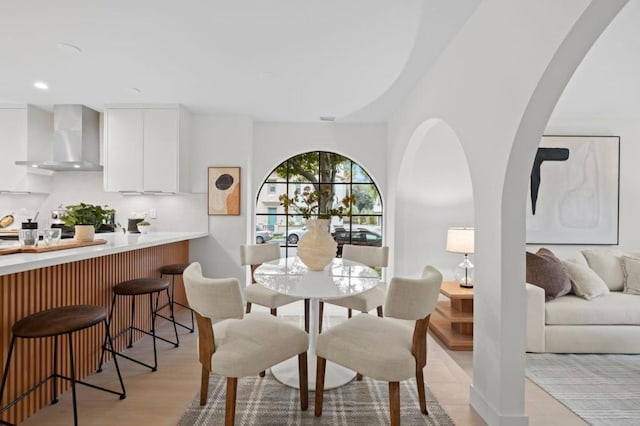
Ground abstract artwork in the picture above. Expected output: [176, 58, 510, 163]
[526, 136, 619, 244]
[208, 167, 240, 215]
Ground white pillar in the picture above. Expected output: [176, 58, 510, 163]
[388, 1, 627, 424]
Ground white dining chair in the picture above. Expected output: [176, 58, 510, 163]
[241, 244, 310, 333]
[319, 245, 389, 333]
[315, 265, 443, 426]
[183, 262, 309, 426]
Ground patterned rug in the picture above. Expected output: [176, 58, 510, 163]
[179, 371, 453, 425]
[526, 353, 640, 426]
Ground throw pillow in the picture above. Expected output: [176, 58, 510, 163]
[561, 259, 610, 300]
[581, 248, 625, 291]
[526, 248, 572, 301]
[621, 256, 640, 295]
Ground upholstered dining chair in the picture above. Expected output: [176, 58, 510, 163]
[315, 265, 443, 426]
[319, 245, 389, 333]
[241, 243, 310, 332]
[183, 262, 309, 426]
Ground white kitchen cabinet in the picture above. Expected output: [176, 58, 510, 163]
[0, 106, 52, 194]
[103, 105, 190, 193]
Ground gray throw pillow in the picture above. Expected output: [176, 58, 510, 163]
[561, 258, 610, 300]
[526, 248, 572, 301]
[621, 256, 640, 296]
[581, 248, 626, 291]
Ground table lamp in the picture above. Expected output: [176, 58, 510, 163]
[446, 227, 475, 288]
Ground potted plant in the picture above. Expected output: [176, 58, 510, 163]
[61, 203, 115, 242]
[279, 187, 355, 270]
[137, 220, 151, 234]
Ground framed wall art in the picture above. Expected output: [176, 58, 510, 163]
[526, 135, 619, 245]
[208, 167, 241, 215]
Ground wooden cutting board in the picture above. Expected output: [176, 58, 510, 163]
[0, 239, 107, 255]
[0, 246, 20, 255]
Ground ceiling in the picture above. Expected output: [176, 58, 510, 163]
[0, 0, 479, 122]
[2, 1, 635, 124]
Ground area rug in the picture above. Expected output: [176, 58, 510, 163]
[178, 372, 453, 425]
[526, 353, 640, 426]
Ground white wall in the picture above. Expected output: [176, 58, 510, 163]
[188, 115, 253, 281]
[0, 172, 206, 232]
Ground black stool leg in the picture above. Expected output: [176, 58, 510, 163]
[165, 289, 180, 347]
[149, 293, 158, 372]
[52, 335, 58, 404]
[0, 336, 17, 426]
[0, 336, 16, 405]
[67, 333, 78, 426]
[172, 274, 195, 333]
[103, 319, 126, 400]
[188, 306, 195, 333]
[98, 293, 117, 372]
[169, 276, 176, 320]
[160, 273, 195, 333]
[128, 296, 136, 349]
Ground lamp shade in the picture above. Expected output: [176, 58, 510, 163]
[446, 227, 474, 254]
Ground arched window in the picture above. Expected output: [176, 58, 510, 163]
[256, 151, 383, 257]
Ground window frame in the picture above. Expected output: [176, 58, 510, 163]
[256, 151, 383, 258]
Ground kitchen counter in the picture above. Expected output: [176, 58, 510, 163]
[0, 231, 208, 276]
[0, 230, 207, 424]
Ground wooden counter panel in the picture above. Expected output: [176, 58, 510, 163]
[0, 241, 188, 424]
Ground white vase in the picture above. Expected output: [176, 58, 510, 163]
[297, 219, 337, 271]
[74, 225, 95, 242]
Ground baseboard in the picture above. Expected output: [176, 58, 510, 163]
[470, 384, 529, 426]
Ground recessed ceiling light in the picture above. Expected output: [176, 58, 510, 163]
[319, 116, 335, 122]
[73, 164, 81, 168]
[57, 42, 83, 54]
[33, 81, 49, 90]
[31, 164, 39, 168]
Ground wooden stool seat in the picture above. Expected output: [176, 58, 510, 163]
[12, 305, 107, 338]
[158, 263, 189, 275]
[1, 305, 125, 426]
[113, 278, 169, 296]
[99, 277, 178, 373]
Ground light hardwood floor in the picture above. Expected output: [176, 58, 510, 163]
[16, 307, 582, 426]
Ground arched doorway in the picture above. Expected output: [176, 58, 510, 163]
[395, 118, 474, 279]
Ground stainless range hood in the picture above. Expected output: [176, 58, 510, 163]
[16, 105, 102, 171]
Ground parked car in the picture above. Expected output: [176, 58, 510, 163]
[286, 226, 307, 244]
[333, 228, 383, 256]
[255, 225, 273, 244]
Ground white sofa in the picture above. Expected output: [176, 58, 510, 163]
[526, 248, 640, 354]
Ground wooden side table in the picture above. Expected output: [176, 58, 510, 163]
[428, 281, 473, 350]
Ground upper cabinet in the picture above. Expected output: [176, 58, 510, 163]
[0, 105, 52, 194]
[103, 105, 191, 193]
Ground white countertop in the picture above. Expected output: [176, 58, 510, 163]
[0, 231, 208, 276]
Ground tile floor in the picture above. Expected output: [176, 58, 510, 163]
[13, 308, 583, 426]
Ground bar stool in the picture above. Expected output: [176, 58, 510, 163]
[0, 305, 126, 426]
[158, 263, 194, 334]
[98, 278, 179, 373]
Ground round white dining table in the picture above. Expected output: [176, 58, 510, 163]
[254, 256, 381, 390]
